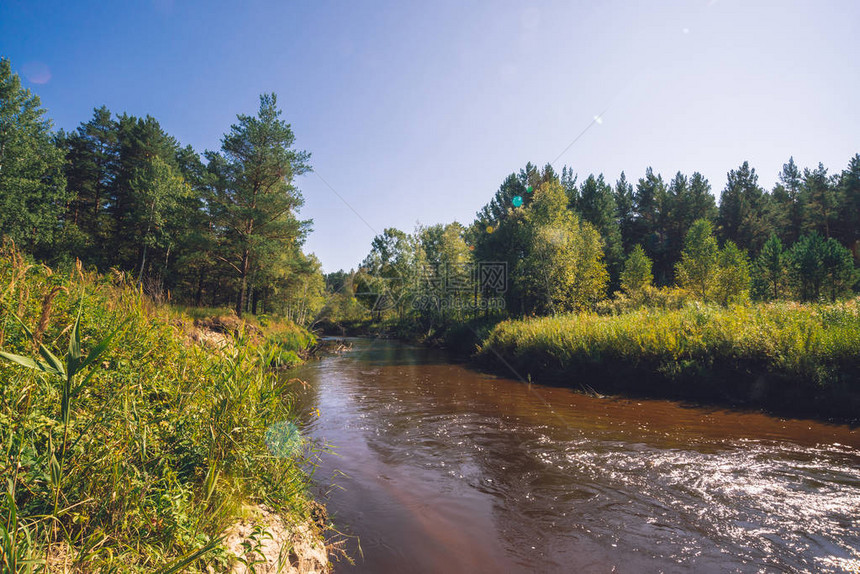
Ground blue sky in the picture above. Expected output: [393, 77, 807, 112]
[2, 1, 858, 272]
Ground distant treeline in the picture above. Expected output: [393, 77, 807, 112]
[327, 157, 859, 325]
[0, 58, 323, 320]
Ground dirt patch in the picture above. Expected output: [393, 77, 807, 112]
[188, 326, 233, 351]
[175, 311, 265, 351]
[221, 505, 330, 574]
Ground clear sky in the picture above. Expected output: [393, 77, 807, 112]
[2, 0, 858, 272]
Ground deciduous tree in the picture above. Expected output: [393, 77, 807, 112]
[620, 245, 653, 296]
[675, 219, 719, 300]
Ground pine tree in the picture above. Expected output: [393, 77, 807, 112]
[752, 234, 788, 300]
[62, 106, 118, 252]
[578, 174, 623, 288]
[664, 172, 698, 274]
[632, 167, 670, 283]
[614, 172, 635, 252]
[208, 94, 311, 316]
[834, 154, 860, 261]
[800, 162, 838, 239]
[718, 161, 768, 254]
[787, 233, 850, 302]
[789, 234, 825, 301]
[768, 157, 803, 245]
[821, 238, 856, 301]
[0, 58, 67, 252]
[561, 165, 579, 207]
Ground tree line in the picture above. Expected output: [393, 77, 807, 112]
[0, 58, 323, 319]
[333, 155, 858, 325]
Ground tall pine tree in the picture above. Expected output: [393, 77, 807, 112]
[0, 58, 67, 253]
[718, 161, 768, 254]
[208, 94, 311, 316]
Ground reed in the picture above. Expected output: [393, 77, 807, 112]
[0, 246, 322, 572]
[479, 300, 860, 420]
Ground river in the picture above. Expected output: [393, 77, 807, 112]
[291, 338, 860, 573]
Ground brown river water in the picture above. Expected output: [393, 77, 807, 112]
[291, 338, 860, 573]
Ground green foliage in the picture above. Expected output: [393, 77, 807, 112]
[0, 59, 68, 253]
[0, 248, 320, 571]
[267, 253, 326, 326]
[263, 320, 317, 369]
[714, 240, 751, 305]
[61, 106, 117, 258]
[613, 172, 635, 253]
[596, 285, 694, 315]
[207, 93, 312, 317]
[718, 161, 768, 253]
[800, 163, 839, 239]
[630, 168, 670, 283]
[767, 157, 804, 245]
[664, 172, 717, 276]
[522, 181, 608, 313]
[356, 228, 415, 321]
[675, 219, 720, 300]
[789, 234, 856, 302]
[479, 300, 860, 418]
[129, 155, 191, 282]
[318, 271, 370, 328]
[834, 154, 860, 254]
[753, 235, 789, 300]
[576, 174, 623, 286]
[620, 245, 653, 296]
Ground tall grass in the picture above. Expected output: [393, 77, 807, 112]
[479, 300, 860, 420]
[0, 246, 322, 572]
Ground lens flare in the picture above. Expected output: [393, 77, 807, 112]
[265, 421, 302, 458]
[512, 196, 524, 207]
[21, 61, 51, 85]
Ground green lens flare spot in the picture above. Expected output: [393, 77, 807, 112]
[526, 186, 533, 193]
[265, 421, 302, 458]
[512, 196, 524, 207]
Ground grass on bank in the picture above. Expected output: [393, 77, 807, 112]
[0, 247, 322, 572]
[479, 300, 860, 420]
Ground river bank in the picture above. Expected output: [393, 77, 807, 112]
[477, 301, 860, 424]
[0, 248, 330, 572]
[322, 299, 860, 424]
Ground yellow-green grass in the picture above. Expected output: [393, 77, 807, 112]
[0, 248, 322, 572]
[479, 301, 860, 420]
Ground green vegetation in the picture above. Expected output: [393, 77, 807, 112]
[0, 247, 322, 572]
[479, 301, 860, 421]
[0, 60, 67, 254]
[321, 157, 858, 418]
[0, 57, 323, 322]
